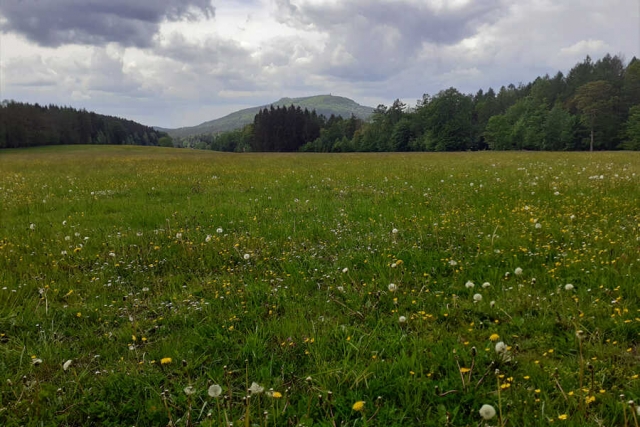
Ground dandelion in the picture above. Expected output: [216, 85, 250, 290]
[268, 390, 283, 398]
[32, 358, 43, 366]
[29, 223, 36, 230]
[535, 223, 542, 229]
[249, 382, 264, 394]
[184, 386, 196, 395]
[160, 357, 172, 365]
[392, 228, 398, 234]
[489, 333, 500, 341]
[216, 227, 223, 234]
[479, 404, 496, 420]
[514, 267, 523, 276]
[176, 232, 182, 240]
[342, 267, 349, 274]
[564, 284, 574, 291]
[473, 293, 483, 302]
[352, 401, 365, 412]
[208, 384, 222, 397]
[398, 316, 407, 323]
[388, 283, 397, 292]
[495, 342, 507, 353]
[243, 253, 251, 260]
[465, 281, 475, 289]
[63, 360, 73, 371]
[482, 282, 491, 288]
[449, 260, 458, 266]
[205, 235, 212, 242]
[490, 300, 496, 308]
[558, 414, 568, 420]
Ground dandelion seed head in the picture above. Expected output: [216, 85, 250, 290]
[398, 316, 407, 323]
[465, 281, 475, 289]
[208, 384, 222, 397]
[249, 382, 264, 394]
[184, 386, 196, 395]
[479, 404, 496, 420]
[564, 284, 574, 291]
[495, 341, 507, 353]
[482, 282, 491, 288]
[63, 360, 72, 371]
[216, 227, 223, 234]
[514, 267, 523, 276]
[243, 253, 250, 260]
[342, 267, 348, 273]
[473, 293, 483, 302]
[388, 283, 397, 292]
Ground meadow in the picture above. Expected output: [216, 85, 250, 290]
[0, 145, 639, 427]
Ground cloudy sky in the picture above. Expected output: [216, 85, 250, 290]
[0, 0, 638, 128]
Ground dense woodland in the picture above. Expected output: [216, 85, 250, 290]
[182, 54, 640, 152]
[0, 101, 171, 149]
[3, 54, 640, 152]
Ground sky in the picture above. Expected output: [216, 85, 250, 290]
[0, 0, 638, 128]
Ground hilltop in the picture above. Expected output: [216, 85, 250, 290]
[162, 95, 374, 138]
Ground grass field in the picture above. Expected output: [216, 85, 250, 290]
[0, 146, 639, 426]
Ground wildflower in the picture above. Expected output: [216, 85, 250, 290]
[30, 223, 36, 230]
[388, 283, 397, 292]
[392, 228, 398, 234]
[62, 220, 67, 226]
[449, 260, 457, 266]
[342, 268, 348, 273]
[490, 300, 496, 308]
[564, 284, 574, 291]
[479, 404, 496, 420]
[249, 382, 264, 394]
[535, 223, 542, 229]
[160, 357, 172, 365]
[243, 253, 251, 260]
[32, 358, 43, 366]
[216, 227, 223, 234]
[495, 342, 507, 353]
[482, 282, 491, 288]
[205, 235, 212, 242]
[184, 386, 196, 395]
[558, 414, 568, 420]
[398, 316, 407, 323]
[268, 391, 283, 398]
[465, 281, 475, 289]
[473, 293, 483, 302]
[208, 384, 222, 397]
[176, 232, 182, 240]
[515, 267, 523, 276]
[575, 330, 585, 340]
[489, 334, 500, 342]
[63, 360, 73, 371]
[352, 401, 365, 412]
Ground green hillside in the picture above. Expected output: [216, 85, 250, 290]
[164, 95, 374, 138]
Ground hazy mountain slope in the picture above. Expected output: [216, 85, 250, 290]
[164, 95, 374, 138]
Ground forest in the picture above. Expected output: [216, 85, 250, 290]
[0, 101, 171, 149]
[2, 54, 640, 152]
[181, 54, 640, 152]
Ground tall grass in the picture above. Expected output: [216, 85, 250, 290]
[0, 145, 638, 426]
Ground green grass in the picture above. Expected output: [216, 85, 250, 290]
[0, 145, 639, 426]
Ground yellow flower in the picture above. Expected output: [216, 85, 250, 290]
[459, 367, 471, 373]
[352, 401, 365, 412]
[558, 414, 568, 420]
[160, 357, 172, 365]
[271, 391, 283, 398]
[489, 333, 500, 341]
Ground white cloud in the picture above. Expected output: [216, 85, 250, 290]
[1, 0, 637, 127]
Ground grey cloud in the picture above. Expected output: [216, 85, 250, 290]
[274, 0, 503, 82]
[0, 0, 214, 47]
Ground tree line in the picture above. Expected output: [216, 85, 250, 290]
[0, 101, 172, 149]
[183, 53, 640, 152]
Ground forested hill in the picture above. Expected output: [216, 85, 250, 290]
[0, 101, 171, 149]
[185, 54, 640, 152]
[164, 95, 374, 138]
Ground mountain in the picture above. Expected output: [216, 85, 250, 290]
[163, 95, 375, 138]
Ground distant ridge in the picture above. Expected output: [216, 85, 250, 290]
[162, 95, 375, 138]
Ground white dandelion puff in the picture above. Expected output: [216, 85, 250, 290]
[514, 267, 523, 276]
[465, 281, 475, 289]
[398, 316, 407, 323]
[249, 382, 264, 394]
[564, 284, 574, 291]
[473, 293, 483, 302]
[216, 227, 223, 234]
[208, 384, 222, 398]
[243, 253, 251, 260]
[388, 283, 397, 292]
[479, 404, 496, 420]
[63, 360, 73, 371]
